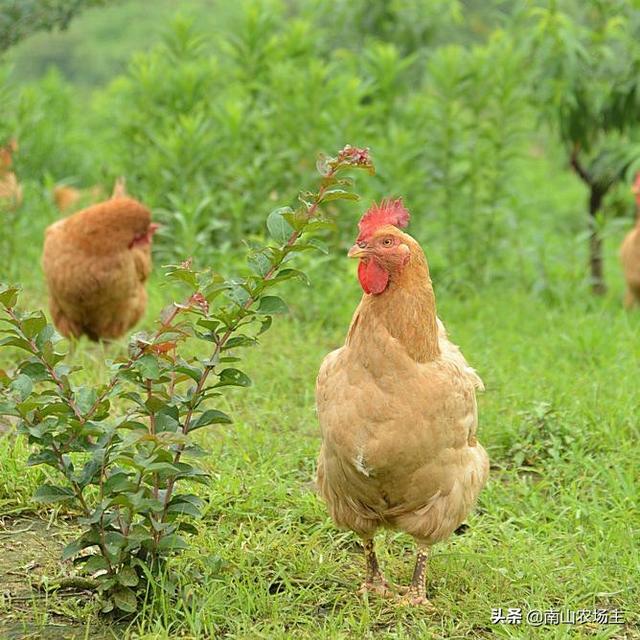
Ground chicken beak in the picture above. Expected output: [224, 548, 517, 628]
[149, 223, 160, 236]
[348, 244, 368, 259]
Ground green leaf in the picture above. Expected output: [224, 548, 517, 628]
[157, 534, 189, 553]
[190, 409, 232, 431]
[258, 316, 272, 335]
[75, 387, 97, 414]
[273, 269, 309, 286]
[227, 283, 250, 307]
[307, 238, 329, 254]
[19, 361, 48, 382]
[257, 296, 288, 315]
[62, 537, 98, 561]
[105, 531, 127, 556]
[101, 599, 115, 614]
[10, 374, 32, 401]
[177, 521, 199, 535]
[175, 363, 202, 382]
[22, 314, 47, 338]
[320, 189, 359, 202]
[303, 220, 336, 233]
[82, 555, 110, 573]
[33, 484, 75, 504]
[167, 500, 202, 518]
[248, 250, 272, 276]
[216, 368, 252, 388]
[113, 586, 138, 613]
[0, 286, 19, 308]
[35, 324, 55, 350]
[155, 411, 180, 433]
[224, 335, 256, 349]
[137, 354, 161, 381]
[267, 207, 295, 243]
[39, 402, 72, 417]
[104, 472, 137, 494]
[117, 566, 139, 588]
[27, 451, 59, 468]
[0, 336, 34, 352]
[144, 461, 182, 474]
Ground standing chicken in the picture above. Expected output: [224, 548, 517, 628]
[620, 172, 640, 309]
[316, 199, 489, 606]
[42, 196, 157, 340]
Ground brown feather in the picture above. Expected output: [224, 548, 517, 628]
[316, 227, 489, 544]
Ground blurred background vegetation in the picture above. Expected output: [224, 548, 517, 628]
[2, 0, 640, 307]
[2, 3, 640, 636]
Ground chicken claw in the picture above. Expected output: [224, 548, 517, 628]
[397, 590, 436, 608]
[357, 577, 394, 598]
[396, 545, 435, 608]
[358, 537, 394, 598]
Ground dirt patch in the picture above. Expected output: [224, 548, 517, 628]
[0, 516, 119, 639]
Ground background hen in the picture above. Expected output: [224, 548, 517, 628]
[0, 138, 22, 209]
[620, 172, 640, 308]
[316, 199, 489, 606]
[42, 195, 157, 340]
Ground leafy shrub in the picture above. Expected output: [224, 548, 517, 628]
[504, 401, 578, 470]
[0, 145, 374, 613]
[4, 0, 536, 288]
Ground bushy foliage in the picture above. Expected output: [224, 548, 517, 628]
[85, 4, 530, 284]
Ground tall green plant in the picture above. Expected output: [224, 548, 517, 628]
[0, 145, 374, 614]
[417, 32, 529, 285]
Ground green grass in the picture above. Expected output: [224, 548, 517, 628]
[2, 0, 639, 636]
[1, 245, 639, 638]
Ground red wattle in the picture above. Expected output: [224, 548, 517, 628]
[358, 259, 389, 295]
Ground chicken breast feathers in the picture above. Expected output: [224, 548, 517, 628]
[316, 313, 489, 544]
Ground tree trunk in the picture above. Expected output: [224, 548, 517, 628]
[570, 146, 607, 295]
[588, 187, 606, 296]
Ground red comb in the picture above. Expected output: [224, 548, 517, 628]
[357, 198, 410, 240]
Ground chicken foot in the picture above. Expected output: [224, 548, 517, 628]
[398, 543, 435, 608]
[357, 537, 393, 598]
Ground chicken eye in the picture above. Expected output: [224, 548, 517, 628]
[382, 238, 394, 247]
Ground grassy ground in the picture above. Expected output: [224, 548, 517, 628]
[0, 135, 638, 639]
[1, 246, 639, 638]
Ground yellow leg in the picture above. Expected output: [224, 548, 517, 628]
[357, 536, 393, 597]
[399, 542, 435, 608]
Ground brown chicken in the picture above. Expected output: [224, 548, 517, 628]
[620, 172, 640, 309]
[0, 138, 23, 209]
[316, 199, 489, 606]
[42, 196, 158, 340]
